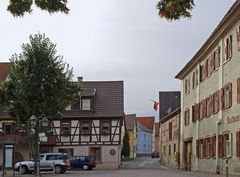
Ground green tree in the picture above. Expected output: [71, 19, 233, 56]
[157, 0, 195, 21]
[121, 132, 130, 158]
[7, 0, 69, 17]
[2, 33, 80, 124]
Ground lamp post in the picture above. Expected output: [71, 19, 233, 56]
[30, 115, 49, 177]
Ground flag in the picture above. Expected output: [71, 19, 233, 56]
[152, 100, 159, 111]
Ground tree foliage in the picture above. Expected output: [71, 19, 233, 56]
[157, 0, 195, 21]
[121, 132, 130, 158]
[1, 33, 80, 124]
[7, 0, 69, 17]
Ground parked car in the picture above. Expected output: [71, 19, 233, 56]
[70, 156, 96, 170]
[151, 152, 159, 158]
[15, 153, 71, 174]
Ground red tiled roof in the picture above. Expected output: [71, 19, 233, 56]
[136, 116, 155, 131]
[0, 62, 9, 81]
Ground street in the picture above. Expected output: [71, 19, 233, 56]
[1, 158, 236, 177]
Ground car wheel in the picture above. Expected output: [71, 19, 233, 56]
[55, 165, 63, 174]
[20, 165, 28, 174]
[83, 165, 89, 170]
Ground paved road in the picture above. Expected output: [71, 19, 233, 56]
[122, 157, 163, 170]
[1, 170, 235, 177]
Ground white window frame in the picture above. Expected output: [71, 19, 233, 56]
[81, 98, 91, 110]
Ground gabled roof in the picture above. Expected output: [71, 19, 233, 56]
[175, 0, 240, 79]
[0, 62, 9, 81]
[125, 114, 136, 131]
[136, 116, 155, 132]
[64, 80, 124, 118]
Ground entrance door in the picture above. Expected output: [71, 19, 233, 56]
[184, 140, 192, 171]
[90, 147, 101, 163]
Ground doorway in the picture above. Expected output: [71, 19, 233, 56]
[184, 140, 192, 171]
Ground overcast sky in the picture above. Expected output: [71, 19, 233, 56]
[0, 0, 236, 121]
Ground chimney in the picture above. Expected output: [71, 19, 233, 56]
[77, 77, 83, 82]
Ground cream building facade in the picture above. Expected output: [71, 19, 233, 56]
[176, 1, 240, 175]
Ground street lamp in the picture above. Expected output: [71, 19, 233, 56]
[30, 115, 49, 177]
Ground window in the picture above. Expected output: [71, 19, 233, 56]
[3, 123, 15, 134]
[199, 99, 207, 120]
[237, 78, 240, 104]
[184, 109, 190, 126]
[169, 145, 171, 155]
[61, 121, 70, 136]
[81, 98, 91, 110]
[237, 26, 240, 51]
[213, 91, 220, 114]
[59, 148, 74, 156]
[221, 83, 232, 109]
[185, 78, 190, 94]
[169, 122, 172, 141]
[101, 120, 110, 135]
[198, 139, 205, 158]
[236, 131, 240, 157]
[144, 134, 147, 140]
[214, 47, 220, 69]
[144, 144, 147, 151]
[192, 103, 199, 122]
[206, 137, 210, 158]
[192, 69, 198, 89]
[174, 144, 176, 154]
[224, 35, 232, 62]
[81, 120, 91, 135]
[223, 133, 232, 157]
[213, 136, 216, 158]
[206, 96, 213, 117]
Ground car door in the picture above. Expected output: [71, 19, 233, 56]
[43, 155, 56, 170]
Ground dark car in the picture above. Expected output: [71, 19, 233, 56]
[70, 156, 96, 170]
[151, 152, 159, 158]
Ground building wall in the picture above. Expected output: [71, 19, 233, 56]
[160, 113, 180, 169]
[136, 127, 152, 156]
[128, 129, 136, 158]
[180, 9, 240, 175]
[155, 135, 159, 152]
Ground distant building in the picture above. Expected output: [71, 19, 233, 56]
[158, 91, 181, 168]
[159, 107, 180, 169]
[136, 116, 154, 157]
[159, 91, 180, 120]
[175, 1, 240, 175]
[125, 114, 137, 158]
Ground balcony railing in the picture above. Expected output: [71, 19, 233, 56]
[0, 133, 28, 144]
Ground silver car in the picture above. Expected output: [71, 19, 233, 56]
[15, 153, 71, 174]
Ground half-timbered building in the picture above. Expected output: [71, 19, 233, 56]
[42, 78, 124, 169]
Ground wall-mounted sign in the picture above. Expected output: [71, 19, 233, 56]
[227, 115, 240, 125]
[109, 149, 116, 156]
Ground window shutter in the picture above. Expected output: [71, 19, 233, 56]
[237, 131, 240, 157]
[220, 88, 224, 110]
[237, 26, 240, 51]
[205, 59, 208, 78]
[196, 69, 198, 86]
[200, 65, 203, 82]
[237, 78, 240, 104]
[192, 105, 195, 122]
[224, 39, 228, 61]
[211, 95, 214, 115]
[229, 83, 232, 107]
[203, 139, 206, 158]
[218, 135, 223, 158]
[196, 139, 199, 158]
[210, 137, 214, 158]
[229, 35, 232, 59]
